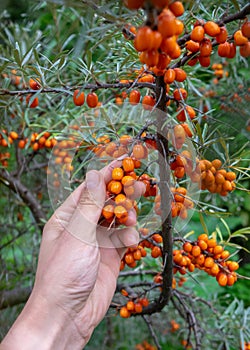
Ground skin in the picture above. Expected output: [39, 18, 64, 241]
[0, 162, 145, 350]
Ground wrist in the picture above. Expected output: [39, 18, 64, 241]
[1, 291, 89, 350]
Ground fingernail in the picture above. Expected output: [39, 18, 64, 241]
[86, 170, 101, 190]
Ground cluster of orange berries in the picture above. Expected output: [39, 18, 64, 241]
[119, 288, 150, 318]
[154, 186, 194, 220]
[211, 63, 229, 82]
[52, 138, 78, 172]
[170, 149, 200, 181]
[171, 123, 193, 150]
[73, 89, 99, 108]
[0, 152, 10, 167]
[0, 129, 57, 151]
[120, 230, 163, 270]
[173, 233, 239, 286]
[199, 159, 236, 196]
[101, 157, 143, 225]
[135, 340, 156, 350]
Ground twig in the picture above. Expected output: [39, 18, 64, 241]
[142, 315, 162, 350]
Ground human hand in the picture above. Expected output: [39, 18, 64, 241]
[1, 161, 145, 350]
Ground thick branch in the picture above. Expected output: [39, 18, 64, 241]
[155, 75, 173, 307]
[0, 170, 46, 228]
[0, 286, 32, 309]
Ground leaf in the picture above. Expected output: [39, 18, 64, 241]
[199, 212, 209, 235]
[13, 49, 21, 67]
[230, 0, 240, 11]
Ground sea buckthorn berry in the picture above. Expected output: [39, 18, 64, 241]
[169, 1, 184, 17]
[142, 95, 156, 110]
[158, 10, 176, 38]
[191, 245, 201, 257]
[200, 38, 212, 56]
[151, 246, 162, 258]
[102, 205, 114, 220]
[240, 42, 250, 57]
[134, 26, 154, 51]
[175, 19, 184, 35]
[211, 159, 222, 169]
[204, 21, 220, 37]
[213, 245, 223, 255]
[134, 303, 143, 313]
[241, 20, 250, 39]
[173, 88, 188, 100]
[207, 238, 216, 248]
[119, 306, 131, 318]
[122, 158, 135, 172]
[121, 175, 135, 186]
[234, 30, 248, 46]
[198, 233, 208, 242]
[183, 242, 193, 253]
[133, 144, 146, 159]
[216, 26, 228, 43]
[197, 239, 207, 250]
[227, 273, 235, 286]
[86, 92, 98, 108]
[29, 78, 41, 90]
[225, 171, 236, 181]
[73, 89, 85, 106]
[110, 181, 123, 194]
[152, 233, 163, 243]
[199, 55, 210, 67]
[177, 105, 196, 121]
[129, 90, 141, 104]
[210, 263, 220, 276]
[112, 167, 124, 180]
[164, 69, 176, 84]
[124, 185, 135, 197]
[173, 68, 187, 82]
[216, 272, 228, 286]
[133, 249, 142, 260]
[126, 301, 135, 311]
[228, 261, 239, 271]
[123, 0, 144, 10]
[191, 25, 205, 42]
[204, 257, 214, 268]
[26, 95, 39, 108]
[228, 43, 236, 58]
[186, 40, 200, 52]
[221, 250, 230, 260]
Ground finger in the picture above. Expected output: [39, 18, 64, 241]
[110, 227, 139, 258]
[66, 170, 106, 244]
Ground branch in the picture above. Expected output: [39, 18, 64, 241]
[0, 169, 46, 228]
[0, 82, 155, 97]
[142, 315, 162, 350]
[155, 76, 173, 307]
[0, 286, 32, 309]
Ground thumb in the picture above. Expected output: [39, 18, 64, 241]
[66, 170, 106, 244]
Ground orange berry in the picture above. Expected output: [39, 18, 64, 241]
[204, 21, 220, 37]
[110, 181, 123, 194]
[114, 205, 128, 220]
[158, 10, 176, 38]
[183, 242, 193, 253]
[191, 245, 201, 257]
[207, 238, 217, 248]
[216, 272, 228, 286]
[169, 1, 184, 17]
[142, 95, 155, 110]
[102, 205, 114, 220]
[173, 68, 187, 82]
[134, 303, 143, 313]
[151, 246, 162, 258]
[198, 233, 208, 242]
[234, 30, 248, 46]
[191, 25, 205, 42]
[133, 144, 146, 159]
[241, 20, 250, 39]
[73, 89, 85, 106]
[122, 157, 135, 172]
[225, 171, 236, 181]
[133, 249, 142, 260]
[197, 239, 208, 250]
[186, 40, 200, 52]
[29, 78, 40, 90]
[204, 257, 214, 268]
[123, 0, 144, 9]
[199, 55, 210, 67]
[86, 92, 98, 108]
[240, 42, 250, 57]
[173, 88, 188, 100]
[126, 301, 135, 311]
[134, 26, 154, 51]
[9, 131, 18, 140]
[210, 263, 220, 276]
[228, 261, 239, 272]
[129, 90, 141, 104]
[112, 167, 124, 180]
[221, 250, 230, 260]
[121, 175, 135, 186]
[164, 69, 176, 84]
[216, 26, 228, 43]
[26, 95, 39, 108]
[200, 38, 212, 56]
[119, 306, 131, 318]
